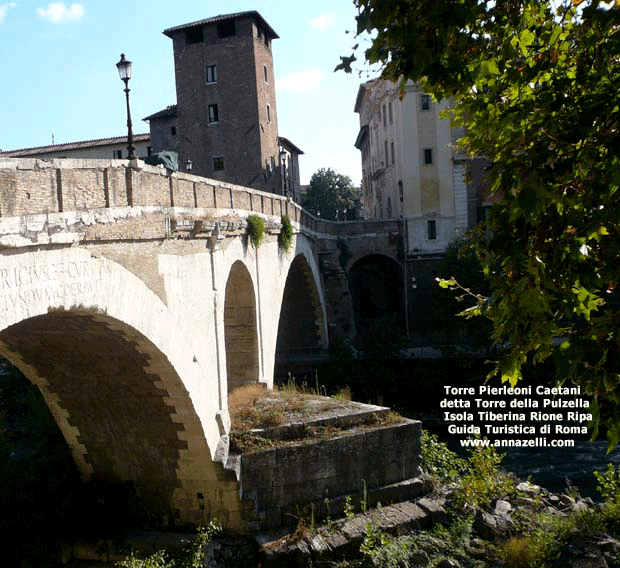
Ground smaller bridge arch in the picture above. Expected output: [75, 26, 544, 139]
[275, 251, 328, 366]
[348, 253, 405, 343]
[224, 260, 260, 393]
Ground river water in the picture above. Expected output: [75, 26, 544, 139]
[499, 440, 620, 499]
[445, 437, 620, 499]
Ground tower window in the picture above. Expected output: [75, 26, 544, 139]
[390, 141, 395, 165]
[421, 94, 431, 110]
[171, 126, 176, 136]
[206, 65, 217, 84]
[113, 150, 122, 159]
[264, 65, 268, 82]
[185, 27, 204, 44]
[424, 148, 433, 164]
[267, 104, 271, 123]
[208, 104, 219, 123]
[217, 20, 236, 39]
[213, 157, 225, 171]
[428, 220, 437, 240]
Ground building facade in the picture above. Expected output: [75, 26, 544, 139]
[354, 78, 491, 343]
[277, 136, 303, 203]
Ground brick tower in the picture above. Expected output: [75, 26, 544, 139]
[160, 11, 281, 191]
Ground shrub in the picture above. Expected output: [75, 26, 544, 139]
[421, 430, 467, 482]
[594, 463, 620, 505]
[228, 384, 268, 432]
[246, 214, 266, 248]
[278, 214, 294, 252]
[594, 463, 620, 533]
[498, 533, 554, 568]
[454, 442, 516, 508]
[116, 522, 220, 568]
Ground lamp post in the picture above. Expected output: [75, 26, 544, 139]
[185, 158, 193, 172]
[116, 53, 136, 161]
[279, 149, 287, 197]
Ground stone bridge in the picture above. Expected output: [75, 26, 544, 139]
[0, 158, 402, 529]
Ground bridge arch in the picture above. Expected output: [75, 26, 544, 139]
[0, 248, 239, 527]
[348, 254, 405, 342]
[224, 260, 260, 393]
[275, 250, 328, 366]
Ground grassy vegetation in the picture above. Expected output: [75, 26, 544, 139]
[227, 381, 402, 454]
[115, 522, 220, 568]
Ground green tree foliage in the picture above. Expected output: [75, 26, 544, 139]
[339, 0, 620, 446]
[434, 236, 492, 349]
[303, 168, 356, 221]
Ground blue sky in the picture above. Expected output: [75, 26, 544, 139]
[0, 1, 378, 184]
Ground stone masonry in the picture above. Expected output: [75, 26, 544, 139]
[0, 157, 405, 530]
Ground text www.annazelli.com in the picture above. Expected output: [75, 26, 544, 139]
[460, 438, 575, 448]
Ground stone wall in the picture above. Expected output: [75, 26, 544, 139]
[239, 420, 421, 530]
[0, 158, 405, 242]
[0, 159, 298, 219]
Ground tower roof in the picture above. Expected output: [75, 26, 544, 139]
[164, 11, 279, 40]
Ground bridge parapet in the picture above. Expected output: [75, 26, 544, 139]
[0, 158, 300, 220]
[0, 158, 401, 238]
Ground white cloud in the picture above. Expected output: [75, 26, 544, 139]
[37, 2, 84, 23]
[309, 14, 336, 29]
[277, 68, 324, 94]
[0, 3, 17, 24]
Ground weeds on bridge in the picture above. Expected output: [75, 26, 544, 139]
[246, 214, 266, 248]
[278, 214, 294, 252]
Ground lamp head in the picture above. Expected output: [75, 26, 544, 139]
[116, 53, 132, 81]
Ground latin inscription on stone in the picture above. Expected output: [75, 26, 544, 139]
[0, 259, 112, 316]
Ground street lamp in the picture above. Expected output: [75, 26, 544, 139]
[185, 158, 193, 172]
[279, 149, 287, 196]
[116, 53, 136, 161]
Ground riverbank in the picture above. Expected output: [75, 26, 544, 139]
[63, 437, 620, 568]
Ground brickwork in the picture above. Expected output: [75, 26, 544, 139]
[167, 13, 280, 192]
[149, 114, 179, 155]
[0, 161, 58, 215]
[172, 177, 195, 208]
[0, 159, 297, 220]
[252, 21, 279, 190]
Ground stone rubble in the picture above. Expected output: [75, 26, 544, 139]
[256, 479, 620, 568]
